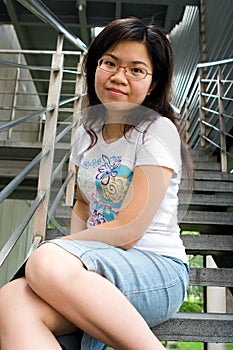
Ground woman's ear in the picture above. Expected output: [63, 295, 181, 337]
[147, 81, 157, 95]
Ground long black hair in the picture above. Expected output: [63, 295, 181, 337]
[81, 17, 193, 182]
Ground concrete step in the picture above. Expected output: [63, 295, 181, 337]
[53, 207, 233, 236]
[46, 231, 233, 256]
[56, 312, 233, 347]
[190, 153, 217, 163]
[194, 162, 221, 171]
[54, 207, 233, 227]
[152, 312, 233, 343]
[179, 210, 233, 225]
[0, 157, 68, 179]
[0, 141, 69, 160]
[178, 193, 233, 207]
[180, 179, 233, 192]
[181, 234, 233, 254]
[189, 267, 233, 287]
[194, 170, 233, 181]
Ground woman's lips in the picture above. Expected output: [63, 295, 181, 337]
[107, 87, 127, 96]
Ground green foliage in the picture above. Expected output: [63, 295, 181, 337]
[179, 254, 204, 313]
[179, 299, 203, 312]
[108, 344, 233, 349]
[166, 342, 203, 349]
[165, 342, 233, 349]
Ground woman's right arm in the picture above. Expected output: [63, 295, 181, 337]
[70, 166, 90, 234]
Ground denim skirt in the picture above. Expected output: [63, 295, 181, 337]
[47, 239, 189, 350]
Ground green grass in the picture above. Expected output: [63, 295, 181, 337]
[166, 343, 203, 349]
[107, 343, 233, 349]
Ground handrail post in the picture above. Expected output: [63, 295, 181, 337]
[33, 34, 64, 241]
[199, 68, 208, 148]
[66, 58, 84, 207]
[185, 97, 190, 145]
[7, 53, 21, 140]
[199, 0, 208, 149]
[217, 65, 227, 172]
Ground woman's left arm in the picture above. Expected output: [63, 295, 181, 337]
[63, 164, 172, 249]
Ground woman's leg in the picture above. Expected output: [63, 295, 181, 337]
[25, 243, 166, 350]
[0, 278, 77, 350]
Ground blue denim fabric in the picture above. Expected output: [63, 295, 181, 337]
[49, 239, 189, 350]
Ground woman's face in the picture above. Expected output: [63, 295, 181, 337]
[94, 41, 154, 110]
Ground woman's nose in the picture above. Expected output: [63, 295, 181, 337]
[110, 67, 128, 82]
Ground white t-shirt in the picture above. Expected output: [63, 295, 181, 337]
[70, 116, 188, 264]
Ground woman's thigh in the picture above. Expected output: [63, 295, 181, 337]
[42, 239, 189, 327]
[0, 277, 77, 336]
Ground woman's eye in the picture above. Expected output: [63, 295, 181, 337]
[131, 67, 144, 74]
[104, 59, 115, 67]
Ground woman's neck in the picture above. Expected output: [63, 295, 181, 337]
[102, 123, 124, 143]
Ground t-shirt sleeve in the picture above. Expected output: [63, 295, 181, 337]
[70, 125, 90, 166]
[135, 117, 181, 175]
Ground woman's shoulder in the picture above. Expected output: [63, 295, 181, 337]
[71, 123, 92, 150]
[136, 115, 180, 140]
[148, 115, 178, 134]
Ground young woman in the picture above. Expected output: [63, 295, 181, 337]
[0, 18, 192, 350]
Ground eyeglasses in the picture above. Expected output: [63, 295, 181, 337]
[97, 57, 153, 80]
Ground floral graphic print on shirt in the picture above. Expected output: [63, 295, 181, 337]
[78, 153, 133, 227]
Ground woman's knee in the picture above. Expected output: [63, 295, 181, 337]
[25, 242, 84, 292]
[25, 244, 63, 288]
[0, 277, 77, 337]
[0, 278, 28, 327]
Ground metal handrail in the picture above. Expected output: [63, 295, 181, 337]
[179, 58, 233, 114]
[0, 97, 80, 135]
[0, 191, 45, 267]
[51, 151, 71, 183]
[0, 59, 59, 72]
[0, 107, 53, 133]
[0, 1, 85, 282]
[0, 49, 82, 55]
[197, 58, 233, 68]
[59, 96, 80, 107]
[48, 171, 74, 223]
[181, 57, 233, 172]
[17, 0, 87, 52]
[0, 150, 49, 203]
[55, 122, 74, 144]
[202, 135, 233, 159]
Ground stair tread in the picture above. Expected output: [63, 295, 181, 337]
[179, 210, 233, 224]
[193, 162, 221, 170]
[180, 179, 233, 192]
[54, 207, 233, 225]
[178, 193, 233, 206]
[189, 267, 233, 287]
[193, 170, 233, 181]
[181, 234, 233, 252]
[152, 312, 233, 342]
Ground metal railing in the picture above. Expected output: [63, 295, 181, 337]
[180, 58, 233, 172]
[0, 43, 82, 273]
[0, 1, 86, 280]
[17, 0, 87, 52]
[0, 48, 82, 142]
